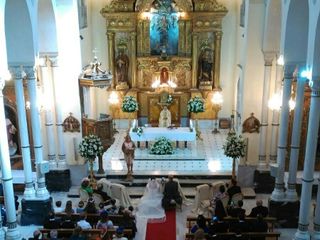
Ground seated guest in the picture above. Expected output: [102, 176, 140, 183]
[77, 214, 92, 230]
[214, 200, 227, 220]
[210, 185, 227, 209]
[161, 175, 182, 210]
[248, 200, 269, 218]
[228, 200, 246, 218]
[119, 210, 137, 238]
[28, 230, 41, 240]
[64, 200, 75, 215]
[112, 227, 128, 240]
[81, 178, 93, 196]
[84, 198, 98, 214]
[93, 183, 111, 202]
[43, 211, 60, 229]
[96, 211, 114, 232]
[128, 206, 135, 217]
[117, 206, 125, 215]
[105, 199, 117, 214]
[227, 179, 241, 204]
[54, 201, 64, 213]
[208, 216, 228, 236]
[98, 202, 105, 214]
[76, 201, 85, 214]
[60, 215, 75, 229]
[229, 212, 250, 234]
[194, 229, 206, 240]
[70, 226, 86, 240]
[49, 230, 58, 240]
[191, 214, 209, 233]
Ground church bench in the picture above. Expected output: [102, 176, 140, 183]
[39, 228, 133, 240]
[186, 216, 277, 233]
[185, 232, 281, 240]
[55, 212, 126, 226]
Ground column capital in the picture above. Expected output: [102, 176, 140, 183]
[38, 56, 49, 67]
[107, 32, 115, 40]
[263, 52, 275, 66]
[214, 31, 223, 39]
[48, 56, 59, 67]
[23, 66, 37, 80]
[192, 32, 198, 38]
[130, 31, 137, 38]
[284, 64, 297, 79]
[9, 66, 26, 80]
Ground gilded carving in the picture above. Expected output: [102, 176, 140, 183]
[135, 0, 193, 12]
[193, 0, 228, 12]
[101, 0, 135, 13]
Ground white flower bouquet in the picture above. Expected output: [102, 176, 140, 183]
[223, 132, 246, 159]
[79, 135, 104, 160]
[187, 96, 205, 113]
[166, 94, 173, 104]
[132, 126, 143, 136]
[121, 96, 139, 113]
[150, 137, 174, 155]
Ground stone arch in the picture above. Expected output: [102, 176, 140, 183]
[5, 0, 35, 65]
[284, 0, 309, 63]
[38, 0, 58, 53]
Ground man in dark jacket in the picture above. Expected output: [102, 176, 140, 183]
[162, 175, 182, 210]
[248, 200, 269, 217]
[227, 179, 242, 203]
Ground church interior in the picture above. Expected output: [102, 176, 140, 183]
[1, 0, 320, 239]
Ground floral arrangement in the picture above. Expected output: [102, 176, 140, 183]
[132, 126, 143, 136]
[79, 135, 104, 160]
[223, 132, 246, 159]
[121, 96, 139, 113]
[187, 96, 205, 113]
[150, 137, 174, 155]
[166, 94, 173, 104]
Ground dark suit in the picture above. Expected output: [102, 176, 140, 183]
[93, 189, 111, 201]
[228, 207, 246, 218]
[227, 186, 241, 201]
[162, 180, 182, 210]
[248, 206, 269, 218]
[43, 218, 60, 229]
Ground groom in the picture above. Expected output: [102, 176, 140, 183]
[162, 175, 182, 210]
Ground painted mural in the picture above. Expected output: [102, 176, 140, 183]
[150, 0, 179, 56]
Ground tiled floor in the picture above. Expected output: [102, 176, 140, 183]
[103, 128, 233, 175]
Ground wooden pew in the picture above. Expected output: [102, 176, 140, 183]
[185, 232, 281, 240]
[186, 216, 277, 233]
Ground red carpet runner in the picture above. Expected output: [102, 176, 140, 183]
[145, 210, 176, 240]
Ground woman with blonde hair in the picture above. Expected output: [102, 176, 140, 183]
[194, 228, 206, 240]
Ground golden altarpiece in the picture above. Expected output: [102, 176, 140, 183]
[101, 0, 227, 126]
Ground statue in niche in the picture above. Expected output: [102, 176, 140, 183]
[115, 41, 129, 85]
[198, 45, 214, 87]
[160, 67, 169, 84]
[159, 106, 171, 127]
[242, 113, 260, 133]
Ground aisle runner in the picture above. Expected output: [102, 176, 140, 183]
[145, 210, 176, 240]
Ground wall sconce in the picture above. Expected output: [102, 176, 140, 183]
[211, 90, 223, 134]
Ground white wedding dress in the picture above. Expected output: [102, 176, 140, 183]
[135, 179, 166, 239]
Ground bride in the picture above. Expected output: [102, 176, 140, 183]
[135, 178, 166, 239]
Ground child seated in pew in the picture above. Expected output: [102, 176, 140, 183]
[76, 201, 85, 214]
[54, 201, 64, 213]
[98, 202, 105, 214]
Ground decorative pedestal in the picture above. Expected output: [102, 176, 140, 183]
[116, 82, 129, 91]
[199, 81, 213, 91]
[269, 199, 300, 228]
[21, 197, 53, 225]
[254, 170, 275, 193]
[45, 169, 71, 192]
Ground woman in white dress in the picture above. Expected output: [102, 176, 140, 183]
[135, 178, 166, 239]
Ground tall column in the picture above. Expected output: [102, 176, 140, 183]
[271, 65, 293, 201]
[0, 77, 21, 239]
[49, 57, 67, 169]
[10, 67, 36, 199]
[286, 76, 306, 201]
[191, 33, 198, 89]
[130, 32, 137, 89]
[38, 57, 57, 169]
[258, 54, 274, 168]
[25, 66, 50, 199]
[107, 32, 115, 88]
[269, 62, 283, 164]
[314, 178, 320, 239]
[213, 31, 222, 89]
[295, 78, 320, 240]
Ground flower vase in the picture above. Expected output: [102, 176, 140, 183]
[88, 158, 96, 186]
[195, 115, 202, 140]
[128, 113, 132, 131]
[232, 158, 236, 179]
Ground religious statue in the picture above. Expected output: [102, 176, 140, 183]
[115, 48, 129, 84]
[122, 135, 136, 178]
[160, 67, 169, 84]
[159, 106, 171, 127]
[242, 113, 260, 133]
[6, 117, 17, 156]
[198, 47, 214, 85]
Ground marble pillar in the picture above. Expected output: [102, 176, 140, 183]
[191, 33, 198, 89]
[287, 76, 306, 201]
[214, 31, 222, 89]
[258, 54, 273, 168]
[269, 63, 283, 164]
[271, 65, 293, 201]
[107, 32, 115, 88]
[49, 57, 67, 169]
[0, 77, 21, 239]
[314, 178, 320, 239]
[38, 57, 57, 169]
[295, 78, 320, 240]
[10, 67, 35, 199]
[130, 32, 137, 89]
[25, 66, 50, 199]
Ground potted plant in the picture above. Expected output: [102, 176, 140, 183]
[79, 135, 104, 184]
[223, 131, 246, 179]
[187, 96, 205, 139]
[121, 96, 139, 128]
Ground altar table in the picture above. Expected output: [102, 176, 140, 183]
[129, 127, 196, 142]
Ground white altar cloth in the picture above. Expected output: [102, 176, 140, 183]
[129, 127, 196, 142]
